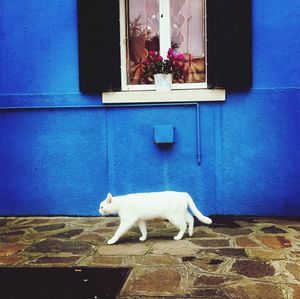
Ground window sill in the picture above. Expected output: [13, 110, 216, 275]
[102, 89, 226, 104]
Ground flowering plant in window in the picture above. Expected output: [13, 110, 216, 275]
[143, 48, 185, 82]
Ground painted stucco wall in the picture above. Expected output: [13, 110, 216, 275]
[0, 0, 299, 216]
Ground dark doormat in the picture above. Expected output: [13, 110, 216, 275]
[0, 267, 131, 299]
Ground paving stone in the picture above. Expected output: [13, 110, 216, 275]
[32, 256, 81, 265]
[193, 274, 233, 286]
[231, 259, 275, 278]
[34, 223, 65, 232]
[247, 248, 286, 260]
[0, 236, 21, 243]
[291, 284, 300, 299]
[146, 228, 178, 239]
[0, 230, 25, 236]
[289, 251, 300, 259]
[75, 233, 105, 244]
[97, 243, 149, 256]
[261, 226, 288, 234]
[192, 228, 219, 238]
[0, 255, 24, 265]
[26, 239, 93, 254]
[285, 262, 300, 281]
[122, 268, 184, 296]
[182, 256, 197, 262]
[266, 218, 300, 225]
[223, 281, 285, 299]
[235, 220, 256, 227]
[77, 217, 101, 225]
[256, 235, 292, 249]
[235, 236, 259, 248]
[201, 248, 247, 258]
[251, 217, 274, 223]
[130, 255, 179, 266]
[187, 258, 226, 273]
[212, 227, 253, 236]
[190, 238, 230, 247]
[87, 256, 125, 266]
[93, 228, 115, 234]
[14, 219, 48, 226]
[0, 219, 11, 227]
[147, 219, 169, 227]
[0, 230, 25, 242]
[127, 227, 141, 235]
[0, 243, 29, 256]
[189, 287, 231, 298]
[151, 240, 199, 255]
[1, 216, 300, 298]
[52, 229, 84, 239]
[105, 220, 119, 227]
[289, 226, 300, 232]
[16, 218, 73, 227]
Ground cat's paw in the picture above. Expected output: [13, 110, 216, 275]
[173, 235, 183, 241]
[139, 236, 147, 242]
[107, 238, 117, 245]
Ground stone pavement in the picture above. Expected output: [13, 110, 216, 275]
[0, 215, 300, 298]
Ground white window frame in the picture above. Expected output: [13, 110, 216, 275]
[120, 0, 208, 91]
[102, 0, 225, 104]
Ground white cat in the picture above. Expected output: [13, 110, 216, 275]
[99, 191, 212, 245]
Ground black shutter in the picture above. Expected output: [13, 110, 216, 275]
[207, 0, 252, 89]
[77, 0, 121, 93]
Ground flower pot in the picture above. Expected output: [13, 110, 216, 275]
[154, 73, 172, 91]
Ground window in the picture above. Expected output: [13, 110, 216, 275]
[121, 0, 207, 91]
[77, 0, 252, 102]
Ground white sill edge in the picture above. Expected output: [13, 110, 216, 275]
[102, 89, 226, 104]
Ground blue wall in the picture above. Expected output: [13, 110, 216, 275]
[0, 0, 299, 216]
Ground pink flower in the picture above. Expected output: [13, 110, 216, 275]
[175, 53, 185, 61]
[149, 50, 156, 57]
[155, 55, 163, 61]
[167, 53, 175, 60]
[168, 48, 174, 55]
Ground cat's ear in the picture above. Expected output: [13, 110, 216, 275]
[107, 193, 113, 204]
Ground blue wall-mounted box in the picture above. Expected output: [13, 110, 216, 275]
[154, 125, 175, 144]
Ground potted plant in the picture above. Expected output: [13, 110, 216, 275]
[143, 48, 185, 91]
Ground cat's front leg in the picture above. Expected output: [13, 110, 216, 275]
[107, 219, 134, 245]
[137, 220, 147, 241]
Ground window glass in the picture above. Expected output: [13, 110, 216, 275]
[127, 0, 160, 85]
[170, 0, 205, 83]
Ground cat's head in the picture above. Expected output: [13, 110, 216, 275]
[99, 193, 113, 216]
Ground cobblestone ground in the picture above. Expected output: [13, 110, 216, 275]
[0, 216, 299, 298]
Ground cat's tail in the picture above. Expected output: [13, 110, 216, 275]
[187, 195, 212, 225]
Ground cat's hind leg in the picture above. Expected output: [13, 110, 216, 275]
[168, 216, 187, 240]
[137, 220, 147, 241]
[185, 212, 194, 237]
[107, 219, 136, 245]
